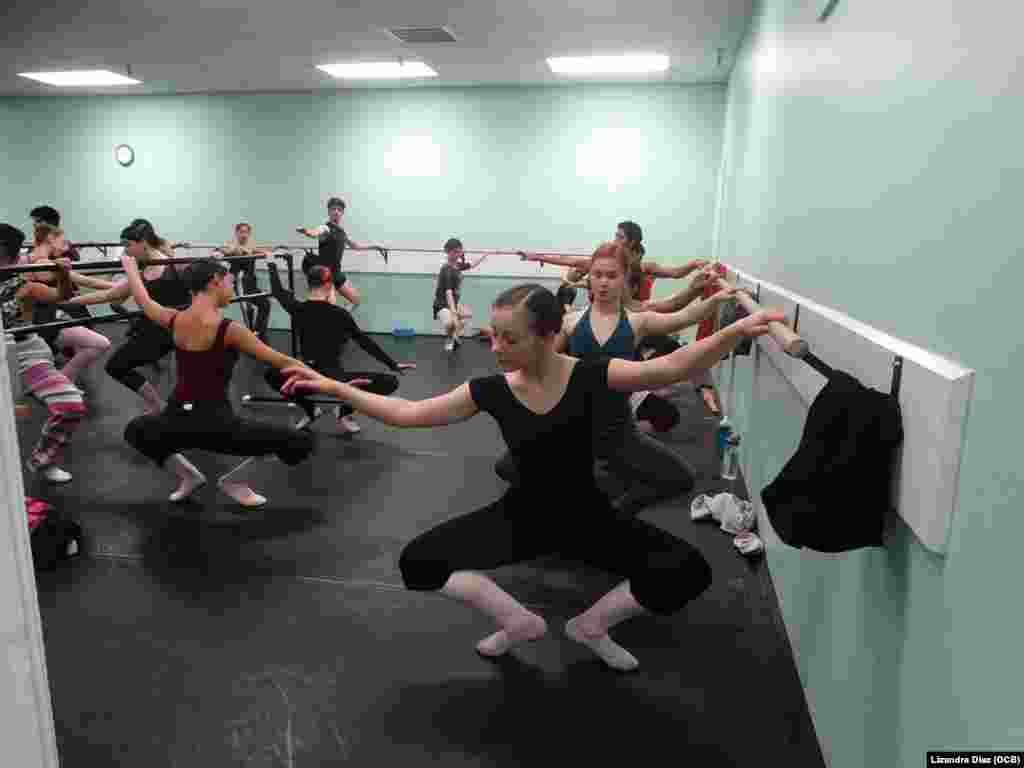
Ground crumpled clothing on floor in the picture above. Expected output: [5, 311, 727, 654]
[690, 492, 763, 556]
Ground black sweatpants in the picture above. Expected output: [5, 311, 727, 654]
[264, 364, 399, 419]
[105, 321, 176, 392]
[124, 399, 315, 467]
[398, 492, 713, 615]
[495, 396, 695, 513]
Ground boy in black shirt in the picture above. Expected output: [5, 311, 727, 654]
[296, 196, 387, 307]
[433, 238, 485, 352]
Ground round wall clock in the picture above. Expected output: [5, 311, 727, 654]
[114, 144, 135, 167]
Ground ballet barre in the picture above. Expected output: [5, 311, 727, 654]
[240, 393, 355, 431]
[0, 254, 269, 275]
[728, 283, 809, 358]
[185, 243, 590, 257]
[5, 292, 272, 337]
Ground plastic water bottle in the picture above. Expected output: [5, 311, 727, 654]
[716, 416, 733, 455]
[721, 433, 741, 481]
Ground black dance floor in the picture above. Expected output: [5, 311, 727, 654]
[19, 327, 825, 767]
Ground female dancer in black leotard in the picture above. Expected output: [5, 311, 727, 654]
[498, 242, 737, 516]
[64, 220, 193, 415]
[263, 262, 416, 433]
[116, 229, 315, 508]
[279, 284, 781, 670]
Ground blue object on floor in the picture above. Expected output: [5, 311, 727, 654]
[393, 327, 415, 337]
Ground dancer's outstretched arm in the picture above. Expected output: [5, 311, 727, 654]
[609, 310, 784, 392]
[280, 372, 477, 428]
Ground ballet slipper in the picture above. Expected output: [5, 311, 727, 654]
[475, 613, 548, 657]
[565, 618, 639, 671]
[167, 453, 206, 502]
[217, 479, 267, 508]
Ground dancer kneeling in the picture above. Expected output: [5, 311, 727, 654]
[280, 284, 781, 670]
[117, 237, 316, 508]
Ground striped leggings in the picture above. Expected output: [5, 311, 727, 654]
[16, 335, 86, 470]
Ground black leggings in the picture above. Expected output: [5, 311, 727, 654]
[124, 400, 315, 466]
[263, 365, 399, 418]
[106, 322, 176, 392]
[495, 397, 695, 510]
[398, 493, 712, 615]
[232, 267, 271, 338]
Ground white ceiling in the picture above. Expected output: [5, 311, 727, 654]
[0, 0, 753, 96]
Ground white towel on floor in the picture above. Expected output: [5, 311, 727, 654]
[690, 492, 756, 534]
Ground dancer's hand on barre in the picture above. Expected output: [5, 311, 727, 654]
[708, 284, 739, 305]
[689, 268, 718, 292]
[732, 309, 787, 338]
[686, 258, 711, 272]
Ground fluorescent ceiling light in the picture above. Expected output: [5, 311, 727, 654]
[18, 70, 142, 86]
[547, 54, 669, 76]
[317, 61, 437, 79]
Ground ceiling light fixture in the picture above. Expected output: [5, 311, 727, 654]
[316, 61, 438, 79]
[18, 70, 142, 87]
[547, 54, 669, 76]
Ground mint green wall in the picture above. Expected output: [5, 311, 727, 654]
[717, 1, 1023, 765]
[1, 84, 724, 332]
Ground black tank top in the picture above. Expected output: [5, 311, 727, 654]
[144, 265, 190, 307]
[133, 265, 190, 334]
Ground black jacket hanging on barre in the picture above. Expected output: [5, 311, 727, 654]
[761, 366, 903, 553]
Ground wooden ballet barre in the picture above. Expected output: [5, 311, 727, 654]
[19, 241, 193, 251]
[214, 244, 592, 258]
[369, 246, 592, 257]
[6, 292, 271, 336]
[725, 280, 808, 358]
[0, 254, 268, 275]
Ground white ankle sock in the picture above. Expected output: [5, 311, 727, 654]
[565, 618, 639, 671]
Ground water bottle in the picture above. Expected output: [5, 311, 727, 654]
[721, 433, 741, 481]
[716, 416, 733, 455]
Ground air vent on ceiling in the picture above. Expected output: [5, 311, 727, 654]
[386, 26, 458, 44]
